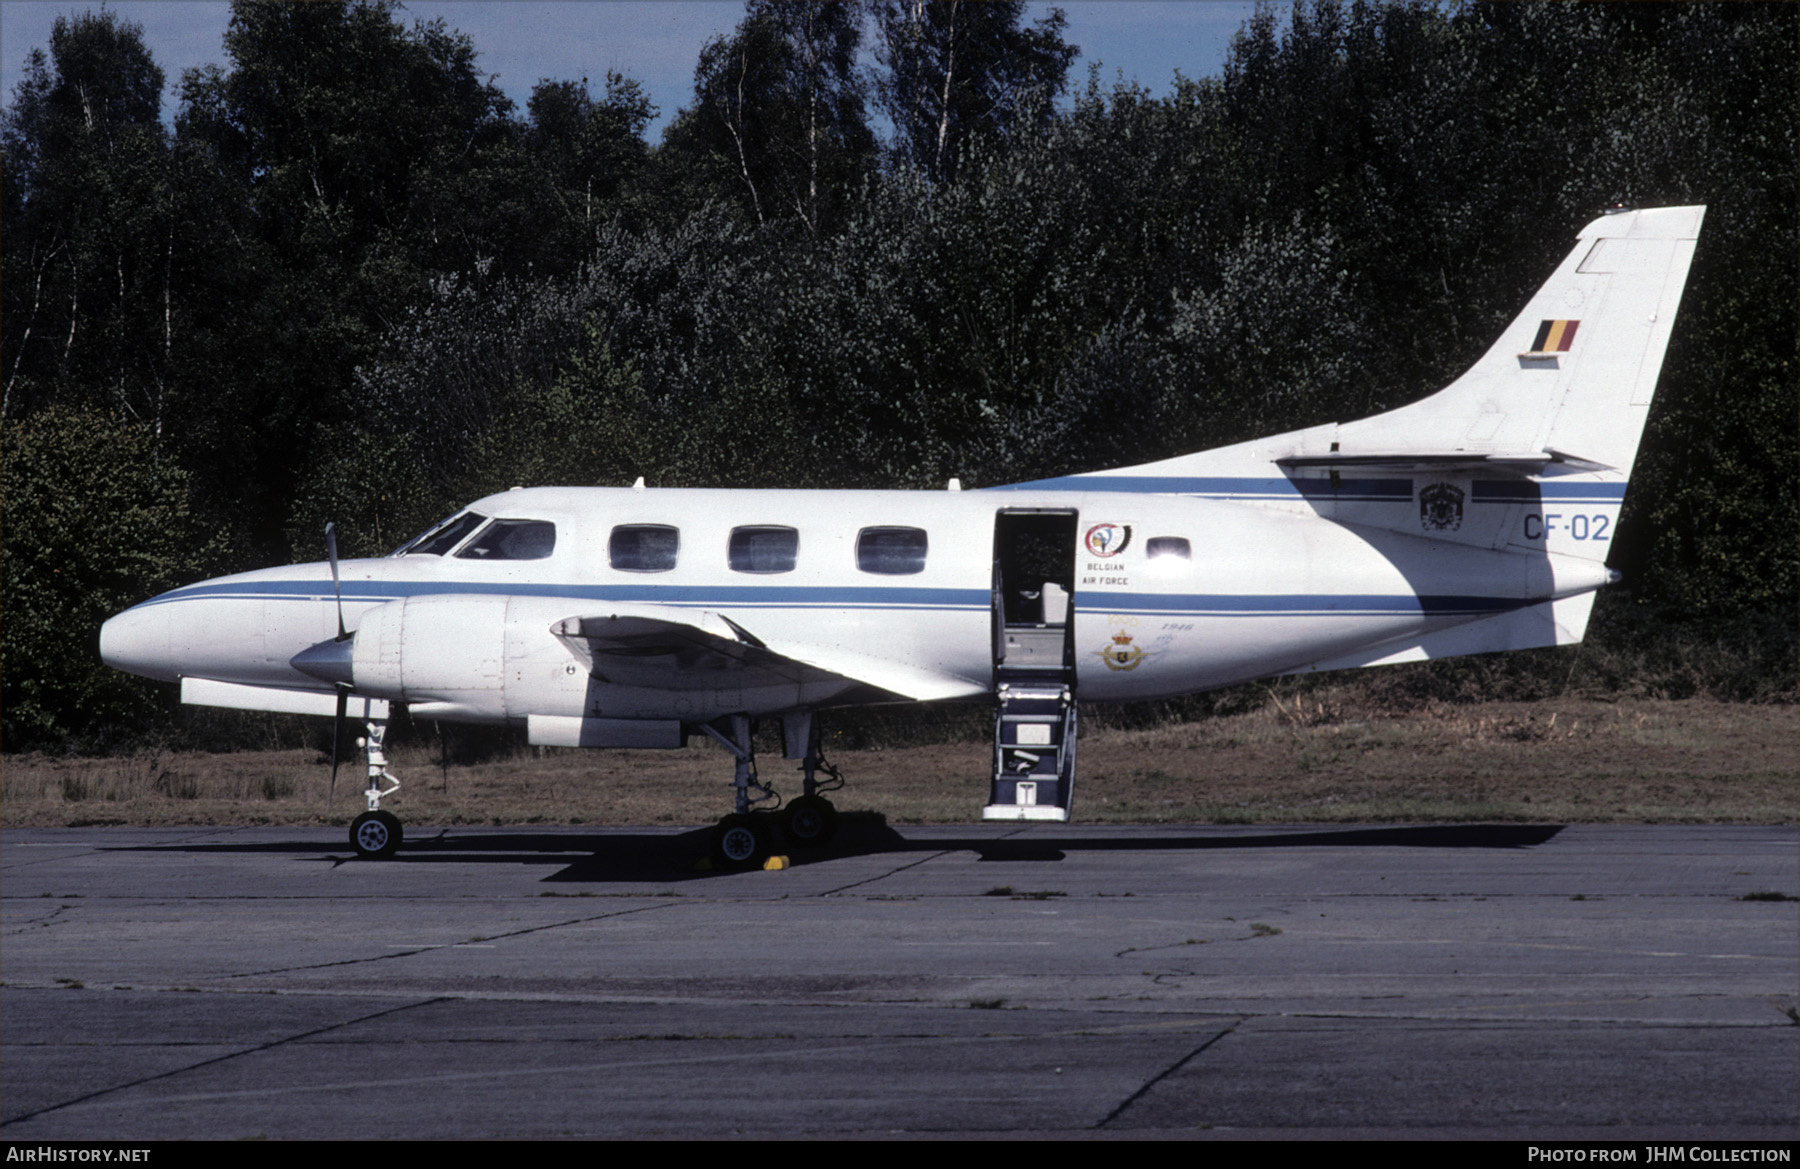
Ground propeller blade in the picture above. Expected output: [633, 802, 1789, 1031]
[325, 522, 347, 641]
[329, 685, 347, 800]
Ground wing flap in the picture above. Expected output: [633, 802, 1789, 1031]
[553, 606, 986, 702]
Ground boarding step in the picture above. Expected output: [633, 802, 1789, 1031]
[984, 681, 1077, 822]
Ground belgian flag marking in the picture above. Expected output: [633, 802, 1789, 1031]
[1530, 319, 1580, 352]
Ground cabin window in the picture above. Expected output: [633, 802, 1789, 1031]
[456, 519, 556, 561]
[394, 511, 488, 556]
[1146, 536, 1191, 561]
[609, 524, 680, 572]
[857, 526, 928, 575]
[729, 526, 798, 574]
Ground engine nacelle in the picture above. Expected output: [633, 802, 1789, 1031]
[298, 593, 833, 726]
[347, 594, 589, 724]
[352, 595, 503, 713]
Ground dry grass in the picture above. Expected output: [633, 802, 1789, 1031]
[2, 696, 1793, 828]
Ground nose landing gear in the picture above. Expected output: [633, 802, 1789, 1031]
[348, 720, 404, 860]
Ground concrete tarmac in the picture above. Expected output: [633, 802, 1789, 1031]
[2, 821, 1795, 1140]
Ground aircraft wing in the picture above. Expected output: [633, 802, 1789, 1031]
[551, 606, 987, 702]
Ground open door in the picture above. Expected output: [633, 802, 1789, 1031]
[993, 510, 1077, 674]
[987, 511, 1079, 821]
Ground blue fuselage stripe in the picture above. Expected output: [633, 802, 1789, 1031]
[1472, 481, 1628, 503]
[143, 580, 992, 610]
[1081, 593, 1526, 617]
[140, 578, 1528, 619]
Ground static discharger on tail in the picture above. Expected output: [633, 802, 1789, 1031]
[101, 206, 1705, 867]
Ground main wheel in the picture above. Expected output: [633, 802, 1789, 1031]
[350, 810, 402, 860]
[710, 813, 771, 870]
[781, 796, 838, 848]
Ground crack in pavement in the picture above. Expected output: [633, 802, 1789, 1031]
[817, 828, 1036, 896]
[1, 903, 79, 934]
[218, 899, 691, 980]
[0, 996, 447, 1128]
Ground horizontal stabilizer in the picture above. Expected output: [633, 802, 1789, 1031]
[1275, 449, 1612, 476]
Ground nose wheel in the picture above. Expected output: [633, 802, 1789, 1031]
[351, 809, 402, 859]
[709, 813, 773, 870]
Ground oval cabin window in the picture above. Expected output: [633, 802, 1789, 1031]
[729, 526, 798, 574]
[610, 525, 680, 572]
[856, 526, 928, 575]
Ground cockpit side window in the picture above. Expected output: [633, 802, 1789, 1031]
[455, 519, 556, 561]
[393, 511, 488, 556]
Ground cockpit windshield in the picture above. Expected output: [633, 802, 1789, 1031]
[456, 519, 556, 560]
[391, 511, 488, 556]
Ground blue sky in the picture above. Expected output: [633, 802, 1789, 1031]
[0, 1, 1260, 137]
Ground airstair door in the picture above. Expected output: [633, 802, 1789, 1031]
[986, 511, 1079, 822]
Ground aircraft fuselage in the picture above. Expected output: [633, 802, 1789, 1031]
[101, 482, 1613, 727]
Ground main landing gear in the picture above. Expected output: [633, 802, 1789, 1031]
[339, 711, 844, 868]
[698, 712, 843, 870]
[348, 720, 404, 860]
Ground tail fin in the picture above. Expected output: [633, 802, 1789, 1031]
[1288, 205, 1704, 671]
[1064, 205, 1704, 568]
[1326, 203, 1704, 482]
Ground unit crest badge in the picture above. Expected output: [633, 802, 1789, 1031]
[1084, 522, 1132, 558]
[1418, 482, 1465, 532]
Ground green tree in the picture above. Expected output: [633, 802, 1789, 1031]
[179, 0, 521, 277]
[172, 0, 532, 558]
[525, 72, 656, 258]
[873, 0, 1077, 179]
[1, 10, 174, 428]
[660, 0, 874, 234]
[1, 408, 204, 747]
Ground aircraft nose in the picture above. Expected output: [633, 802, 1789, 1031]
[99, 602, 177, 682]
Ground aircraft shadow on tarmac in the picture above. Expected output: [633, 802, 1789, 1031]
[107, 820, 1565, 883]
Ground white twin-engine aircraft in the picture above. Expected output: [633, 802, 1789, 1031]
[101, 205, 1704, 866]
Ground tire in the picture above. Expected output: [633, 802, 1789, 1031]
[710, 813, 771, 870]
[781, 796, 838, 848]
[351, 810, 402, 860]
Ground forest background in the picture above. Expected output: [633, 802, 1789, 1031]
[2, 0, 1794, 755]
